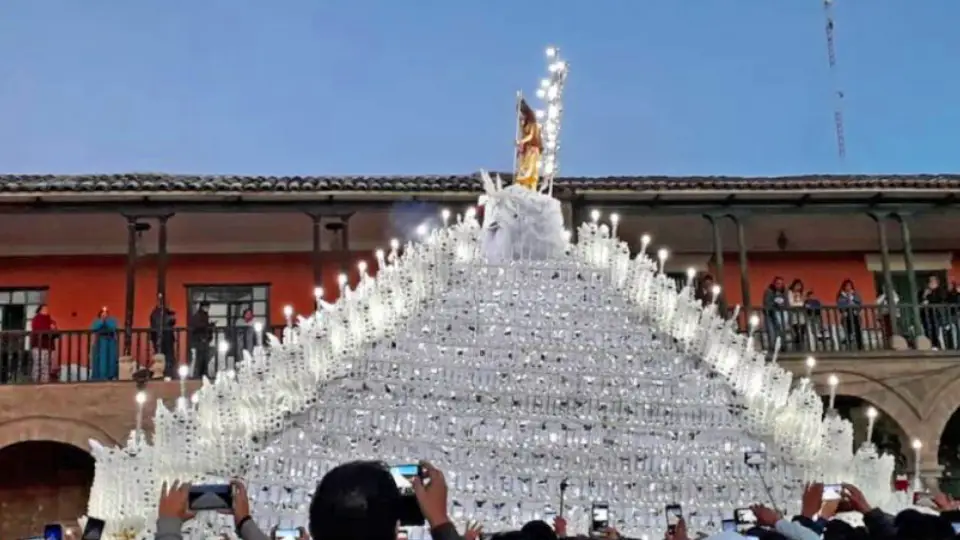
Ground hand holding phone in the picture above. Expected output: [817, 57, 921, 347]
[591, 502, 610, 533]
[390, 463, 426, 526]
[664, 504, 682, 534]
[81, 517, 106, 540]
[822, 483, 841, 502]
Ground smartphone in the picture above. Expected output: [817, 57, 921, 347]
[81, 517, 106, 540]
[744, 451, 766, 467]
[721, 519, 737, 532]
[188, 484, 233, 511]
[275, 528, 300, 540]
[744, 536, 760, 540]
[543, 507, 557, 524]
[664, 504, 682, 534]
[43, 524, 64, 540]
[591, 502, 610, 532]
[390, 464, 425, 526]
[952, 523, 960, 534]
[822, 483, 841, 502]
[735, 508, 757, 525]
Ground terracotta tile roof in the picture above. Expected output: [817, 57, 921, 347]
[0, 173, 958, 193]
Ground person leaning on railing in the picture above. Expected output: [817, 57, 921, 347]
[29, 304, 59, 383]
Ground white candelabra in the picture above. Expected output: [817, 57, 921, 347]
[81, 172, 903, 539]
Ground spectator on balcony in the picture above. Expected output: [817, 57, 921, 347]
[188, 302, 215, 379]
[150, 298, 177, 377]
[837, 279, 864, 350]
[90, 307, 119, 381]
[919, 275, 947, 348]
[876, 289, 900, 346]
[29, 304, 58, 383]
[693, 274, 716, 307]
[762, 276, 788, 351]
[236, 308, 257, 354]
[787, 279, 807, 350]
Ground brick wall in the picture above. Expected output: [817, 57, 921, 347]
[0, 441, 92, 538]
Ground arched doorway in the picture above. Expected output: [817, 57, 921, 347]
[823, 395, 910, 473]
[0, 441, 94, 539]
[938, 408, 960, 496]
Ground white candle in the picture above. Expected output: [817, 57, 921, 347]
[590, 209, 600, 224]
[358, 261, 368, 281]
[337, 273, 348, 299]
[770, 336, 781, 363]
[375, 249, 386, 269]
[283, 304, 294, 327]
[866, 406, 878, 444]
[610, 213, 620, 238]
[685, 267, 696, 288]
[134, 391, 147, 442]
[313, 287, 324, 313]
[711, 285, 721, 305]
[912, 439, 923, 488]
[828, 374, 839, 410]
[177, 364, 188, 399]
[657, 248, 669, 274]
[253, 321, 263, 348]
[746, 314, 760, 352]
[389, 238, 400, 264]
[441, 208, 451, 227]
[640, 234, 651, 256]
[805, 356, 816, 380]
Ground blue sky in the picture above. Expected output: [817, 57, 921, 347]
[1, 1, 957, 177]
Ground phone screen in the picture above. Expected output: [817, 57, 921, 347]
[591, 503, 609, 531]
[81, 517, 106, 540]
[735, 508, 757, 525]
[822, 484, 841, 501]
[390, 464, 425, 526]
[721, 519, 736, 532]
[665, 504, 682, 532]
[952, 523, 960, 534]
[43, 524, 64, 540]
[744, 451, 766, 466]
[188, 484, 233, 511]
[275, 528, 299, 539]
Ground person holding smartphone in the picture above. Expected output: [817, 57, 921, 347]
[156, 479, 270, 540]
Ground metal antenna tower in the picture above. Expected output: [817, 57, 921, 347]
[823, 0, 847, 162]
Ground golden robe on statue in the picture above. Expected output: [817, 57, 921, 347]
[515, 99, 542, 191]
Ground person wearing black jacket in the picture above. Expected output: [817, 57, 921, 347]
[919, 275, 947, 347]
[188, 303, 215, 379]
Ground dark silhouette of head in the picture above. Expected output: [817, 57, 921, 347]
[521, 520, 557, 540]
[308, 461, 400, 540]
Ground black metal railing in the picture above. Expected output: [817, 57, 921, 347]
[0, 325, 286, 384]
[741, 303, 960, 354]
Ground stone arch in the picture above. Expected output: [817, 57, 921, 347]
[0, 416, 120, 453]
[920, 372, 960, 451]
[811, 370, 923, 445]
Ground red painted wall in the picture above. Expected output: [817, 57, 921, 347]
[0, 252, 377, 329]
[0, 250, 957, 330]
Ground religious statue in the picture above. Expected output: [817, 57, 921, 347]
[514, 98, 542, 191]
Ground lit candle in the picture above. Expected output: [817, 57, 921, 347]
[134, 391, 147, 442]
[685, 267, 696, 288]
[253, 321, 263, 348]
[828, 374, 839, 410]
[416, 223, 429, 237]
[746, 314, 760, 352]
[656, 248, 669, 274]
[357, 260, 368, 281]
[313, 286, 324, 312]
[866, 406, 878, 444]
[375, 249, 386, 269]
[640, 234, 652, 256]
[610, 213, 620, 237]
[711, 285, 721, 305]
[465, 207, 477, 223]
[337, 273, 348, 298]
[441, 208, 451, 227]
[590, 209, 600, 224]
[912, 439, 923, 488]
[805, 356, 816, 380]
[389, 238, 400, 263]
[283, 305, 294, 328]
[177, 364, 188, 400]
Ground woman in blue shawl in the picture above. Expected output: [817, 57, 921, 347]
[91, 306, 119, 380]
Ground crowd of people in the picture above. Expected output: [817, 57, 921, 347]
[152, 461, 960, 540]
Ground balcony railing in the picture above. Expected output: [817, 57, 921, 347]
[1, 303, 958, 384]
[0, 325, 285, 384]
[742, 303, 960, 354]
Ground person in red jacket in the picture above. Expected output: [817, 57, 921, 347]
[29, 304, 58, 382]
